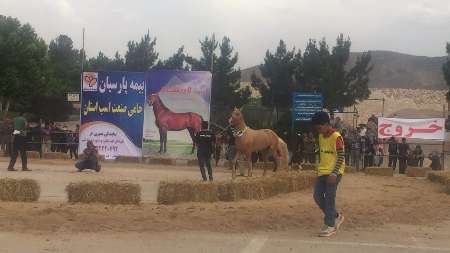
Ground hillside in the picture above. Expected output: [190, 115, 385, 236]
[241, 51, 447, 90]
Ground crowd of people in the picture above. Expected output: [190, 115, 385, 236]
[0, 118, 80, 159]
[286, 115, 442, 173]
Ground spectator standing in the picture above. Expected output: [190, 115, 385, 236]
[374, 146, 384, 167]
[304, 132, 317, 164]
[7, 112, 31, 171]
[387, 137, 398, 170]
[69, 125, 79, 159]
[350, 130, 361, 171]
[398, 138, 410, 174]
[342, 129, 351, 165]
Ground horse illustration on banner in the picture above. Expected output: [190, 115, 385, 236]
[229, 107, 289, 179]
[147, 94, 202, 154]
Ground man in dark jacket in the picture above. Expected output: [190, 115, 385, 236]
[387, 137, 398, 170]
[195, 121, 215, 181]
[398, 138, 410, 174]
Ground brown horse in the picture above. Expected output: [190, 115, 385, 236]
[147, 94, 202, 153]
[229, 108, 289, 178]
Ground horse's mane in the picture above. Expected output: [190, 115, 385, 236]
[151, 94, 170, 113]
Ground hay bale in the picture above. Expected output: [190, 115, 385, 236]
[345, 166, 357, 173]
[26, 151, 40, 159]
[187, 159, 198, 166]
[406, 167, 429, 177]
[301, 163, 317, 171]
[43, 152, 69, 160]
[157, 172, 317, 205]
[147, 157, 174, 165]
[115, 156, 140, 163]
[365, 167, 394, 177]
[427, 171, 450, 185]
[66, 181, 141, 205]
[0, 178, 40, 202]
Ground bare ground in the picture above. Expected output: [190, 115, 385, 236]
[0, 158, 448, 235]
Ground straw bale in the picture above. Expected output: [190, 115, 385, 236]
[26, 151, 40, 159]
[43, 152, 69, 160]
[427, 171, 450, 185]
[406, 167, 429, 177]
[0, 178, 40, 202]
[66, 181, 141, 205]
[157, 171, 316, 205]
[187, 159, 198, 166]
[301, 163, 317, 171]
[364, 167, 394, 176]
[345, 166, 357, 173]
[115, 156, 140, 163]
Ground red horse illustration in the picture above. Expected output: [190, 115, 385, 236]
[147, 94, 202, 153]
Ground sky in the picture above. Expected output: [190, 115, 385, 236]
[1, 0, 450, 68]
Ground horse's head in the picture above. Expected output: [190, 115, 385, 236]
[229, 107, 245, 128]
[147, 94, 159, 106]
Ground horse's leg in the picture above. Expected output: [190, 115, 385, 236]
[231, 151, 239, 180]
[163, 131, 168, 153]
[158, 128, 164, 153]
[246, 152, 253, 177]
[261, 149, 269, 176]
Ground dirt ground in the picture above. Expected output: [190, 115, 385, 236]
[0, 157, 449, 252]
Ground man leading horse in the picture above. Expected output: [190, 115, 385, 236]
[228, 108, 289, 178]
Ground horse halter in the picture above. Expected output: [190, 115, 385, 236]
[232, 126, 248, 137]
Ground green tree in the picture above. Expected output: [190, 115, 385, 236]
[252, 40, 301, 115]
[86, 51, 125, 71]
[214, 37, 250, 109]
[47, 34, 81, 94]
[301, 34, 372, 111]
[154, 46, 188, 70]
[0, 16, 47, 114]
[186, 34, 218, 71]
[187, 35, 250, 124]
[443, 43, 450, 102]
[125, 31, 158, 71]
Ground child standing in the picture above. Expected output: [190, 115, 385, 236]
[311, 111, 345, 237]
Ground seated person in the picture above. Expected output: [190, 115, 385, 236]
[75, 140, 101, 172]
[428, 151, 442, 171]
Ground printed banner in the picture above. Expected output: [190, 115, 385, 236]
[143, 70, 211, 158]
[378, 117, 445, 140]
[80, 71, 145, 159]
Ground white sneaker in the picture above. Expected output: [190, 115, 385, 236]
[335, 213, 345, 230]
[319, 225, 337, 237]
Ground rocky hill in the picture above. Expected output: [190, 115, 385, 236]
[241, 51, 448, 90]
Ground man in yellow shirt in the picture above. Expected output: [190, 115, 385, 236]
[311, 111, 345, 237]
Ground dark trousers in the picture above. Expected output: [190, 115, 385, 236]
[198, 154, 213, 181]
[399, 158, 407, 174]
[8, 135, 27, 170]
[388, 155, 397, 170]
[75, 156, 99, 171]
[69, 145, 78, 159]
[313, 175, 342, 227]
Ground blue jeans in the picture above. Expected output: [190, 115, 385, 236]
[313, 175, 342, 227]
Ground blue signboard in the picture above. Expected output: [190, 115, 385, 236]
[80, 71, 145, 159]
[292, 92, 323, 122]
